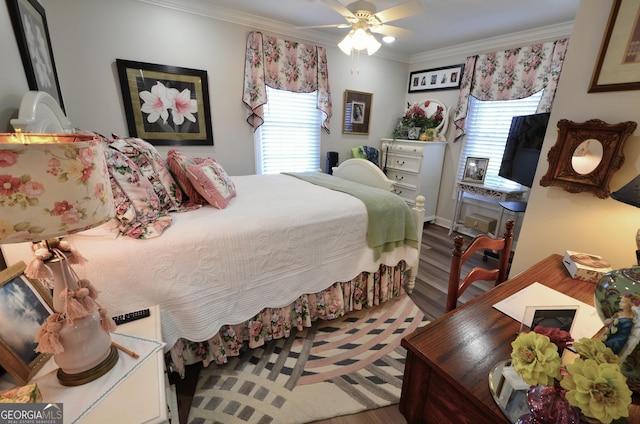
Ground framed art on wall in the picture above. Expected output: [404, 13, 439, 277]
[408, 64, 464, 93]
[589, 0, 640, 92]
[116, 59, 214, 145]
[462, 157, 489, 184]
[342, 90, 372, 134]
[7, 0, 65, 111]
[0, 262, 54, 385]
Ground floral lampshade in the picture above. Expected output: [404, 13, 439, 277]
[0, 132, 114, 244]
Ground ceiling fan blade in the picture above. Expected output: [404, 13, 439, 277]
[374, 0, 426, 23]
[370, 24, 415, 38]
[321, 0, 356, 19]
[295, 23, 352, 29]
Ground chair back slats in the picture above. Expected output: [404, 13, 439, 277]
[445, 221, 515, 312]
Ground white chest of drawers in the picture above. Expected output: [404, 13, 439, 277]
[380, 138, 446, 222]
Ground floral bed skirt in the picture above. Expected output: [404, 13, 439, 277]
[167, 261, 408, 378]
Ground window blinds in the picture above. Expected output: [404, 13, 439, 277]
[255, 86, 321, 175]
[457, 90, 544, 189]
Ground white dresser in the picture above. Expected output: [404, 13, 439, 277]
[380, 138, 446, 222]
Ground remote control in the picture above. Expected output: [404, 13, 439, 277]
[112, 308, 150, 325]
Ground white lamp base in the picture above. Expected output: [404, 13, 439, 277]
[57, 345, 118, 387]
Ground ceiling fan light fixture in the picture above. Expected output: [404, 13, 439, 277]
[351, 27, 369, 50]
[366, 34, 381, 55]
[338, 31, 354, 55]
[338, 27, 380, 56]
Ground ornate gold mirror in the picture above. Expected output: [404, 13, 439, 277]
[540, 119, 637, 199]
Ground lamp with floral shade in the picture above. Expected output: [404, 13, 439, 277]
[0, 131, 118, 386]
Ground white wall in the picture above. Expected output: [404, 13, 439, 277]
[511, 0, 640, 273]
[31, 0, 409, 176]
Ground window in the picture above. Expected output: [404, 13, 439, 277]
[254, 86, 322, 174]
[457, 90, 544, 189]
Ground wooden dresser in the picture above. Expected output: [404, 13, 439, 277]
[380, 138, 446, 222]
[399, 254, 640, 423]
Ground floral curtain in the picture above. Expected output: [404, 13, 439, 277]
[452, 38, 569, 141]
[242, 31, 332, 132]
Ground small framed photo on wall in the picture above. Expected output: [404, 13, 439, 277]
[342, 90, 372, 134]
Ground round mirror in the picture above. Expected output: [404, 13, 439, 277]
[571, 139, 603, 175]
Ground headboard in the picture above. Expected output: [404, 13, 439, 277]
[10, 91, 73, 133]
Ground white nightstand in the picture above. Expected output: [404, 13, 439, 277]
[0, 305, 177, 423]
[83, 305, 175, 423]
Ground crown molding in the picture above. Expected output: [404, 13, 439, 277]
[408, 21, 574, 64]
[137, 0, 571, 65]
[137, 0, 410, 62]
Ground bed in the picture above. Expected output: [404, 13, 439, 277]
[2, 91, 425, 377]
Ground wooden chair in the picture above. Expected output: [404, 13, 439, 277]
[445, 220, 515, 312]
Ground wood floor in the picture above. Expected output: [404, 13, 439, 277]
[174, 223, 496, 424]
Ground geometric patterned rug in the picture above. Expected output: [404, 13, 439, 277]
[187, 295, 429, 424]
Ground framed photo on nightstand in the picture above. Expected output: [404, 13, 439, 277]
[0, 262, 54, 385]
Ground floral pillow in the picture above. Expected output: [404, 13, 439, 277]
[108, 136, 184, 212]
[166, 149, 208, 206]
[185, 158, 236, 209]
[104, 147, 172, 239]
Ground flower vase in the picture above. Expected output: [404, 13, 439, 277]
[516, 385, 581, 424]
[407, 127, 421, 140]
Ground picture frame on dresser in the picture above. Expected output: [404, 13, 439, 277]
[6, 0, 65, 111]
[0, 262, 54, 385]
[116, 59, 214, 146]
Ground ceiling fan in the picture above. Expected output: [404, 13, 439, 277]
[298, 0, 426, 55]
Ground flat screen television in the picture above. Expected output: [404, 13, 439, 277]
[498, 112, 551, 188]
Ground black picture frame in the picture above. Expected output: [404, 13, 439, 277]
[0, 262, 54, 385]
[7, 0, 65, 111]
[116, 59, 214, 146]
[342, 90, 372, 135]
[408, 64, 464, 93]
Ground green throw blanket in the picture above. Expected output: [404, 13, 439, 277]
[285, 172, 419, 261]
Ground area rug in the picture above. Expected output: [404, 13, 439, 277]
[187, 295, 429, 424]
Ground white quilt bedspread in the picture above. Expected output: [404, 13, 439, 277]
[2, 174, 418, 351]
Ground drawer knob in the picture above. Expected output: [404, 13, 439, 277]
[393, 189, 402, 195]
[396, 160, 405, 166]
[395, 175, 404, 181]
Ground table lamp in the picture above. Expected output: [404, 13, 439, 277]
[593, 173, 640, 392]
[0, 131, 117, 386]
[611, 173, 640, 265]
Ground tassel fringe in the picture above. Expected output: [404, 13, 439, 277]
[35, 314, 65, 354]
[28, 239, 116, 355]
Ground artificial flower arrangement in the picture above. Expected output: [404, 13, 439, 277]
[511, 326, 632, 424]
[392, 100, 444, 140]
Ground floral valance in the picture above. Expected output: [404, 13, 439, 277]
[452, 38, 569, 141]
[242, 31, 332, 133]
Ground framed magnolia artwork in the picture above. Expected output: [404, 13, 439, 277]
[116, 59, 214, 145]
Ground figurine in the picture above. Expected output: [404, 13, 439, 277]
[602, 292, 640, 359]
